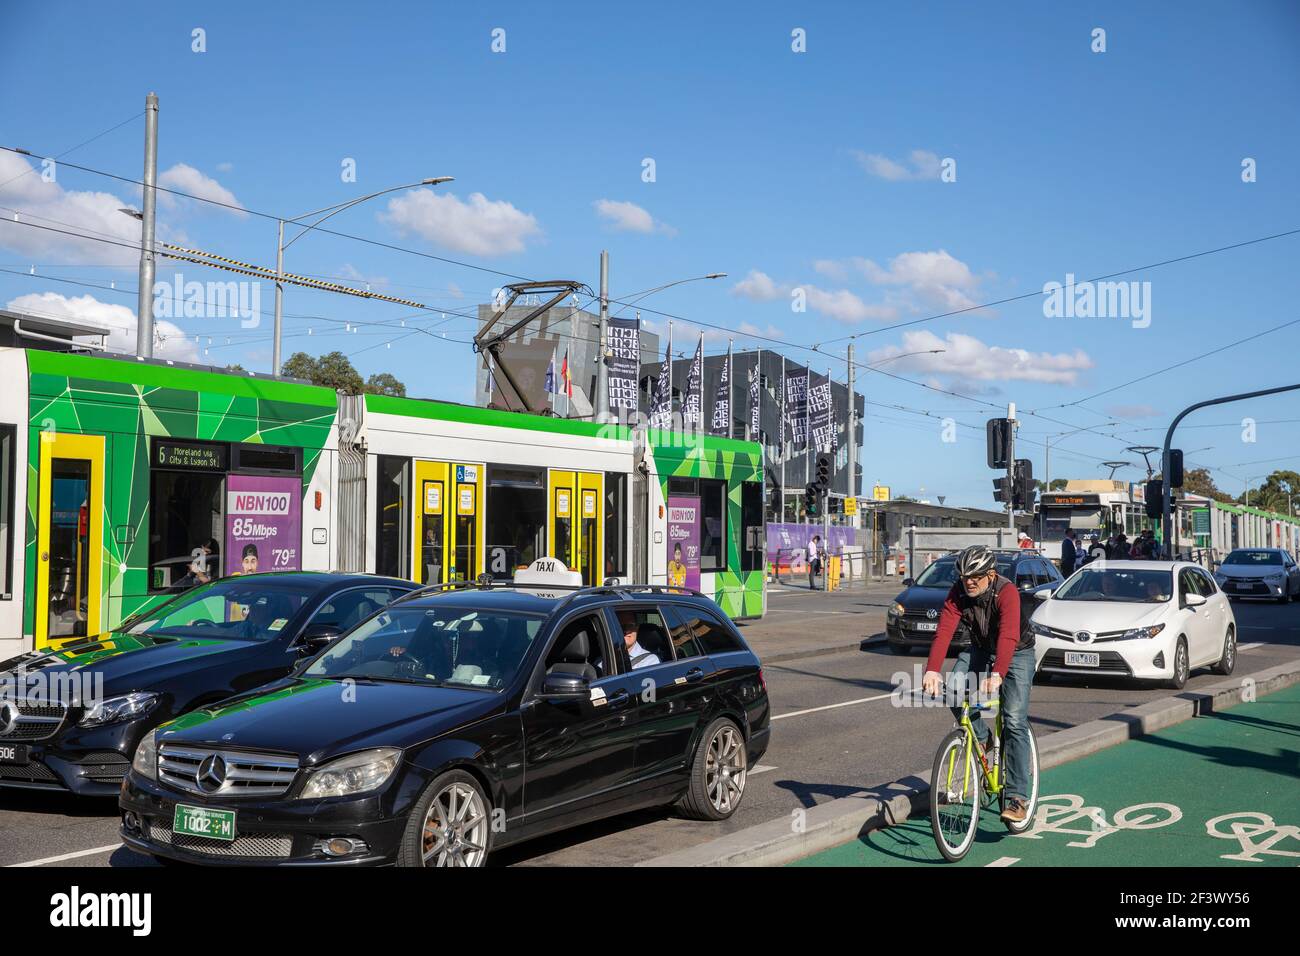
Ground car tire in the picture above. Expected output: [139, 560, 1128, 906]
[1211, 627, 1236, 676]
[396, 769, 492, 868]
[678, 716, 748, 821]
[888, 641, 910, 655]
[1166, 636, 1190, 690]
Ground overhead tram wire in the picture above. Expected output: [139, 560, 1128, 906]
[0, 111, 142, 191]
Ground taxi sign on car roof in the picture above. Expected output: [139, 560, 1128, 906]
[514, 557, 583, 591]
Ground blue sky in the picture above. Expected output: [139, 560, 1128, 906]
[1, 0, 1297, 507]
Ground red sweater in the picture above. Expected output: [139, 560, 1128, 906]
[924, 581, 1022, 678]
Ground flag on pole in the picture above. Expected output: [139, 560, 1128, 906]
[561, 348, 572, 397]
[648, 340, 672, 428]
[683, 335, 704, 428]
[544, 349, 556, 395]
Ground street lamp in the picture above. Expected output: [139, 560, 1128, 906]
[611, 273, 728, 316]
[863, 348, 946, 370]
[272, 177, 453, 377]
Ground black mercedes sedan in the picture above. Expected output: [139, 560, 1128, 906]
[0, 573, 415, 795]
[119, 582, 770, 867]
[885, 550, 1061, 653]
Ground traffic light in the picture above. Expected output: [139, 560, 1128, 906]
[992, 476, 1011, 503]
[1013, 458, 1035, 511]
[804, 482, 821, 516]
[1145, 479, 1163, 519]
[1168, 449, 1184, 488]
[815, 453, 832, 488]
[986, 418, 1011, 469]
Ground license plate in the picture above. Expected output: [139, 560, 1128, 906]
[1065, 651, 1100, 668]
[914, 622, 938, 632]
[0, 743, 28, 765]
[173, 804, 237, 841]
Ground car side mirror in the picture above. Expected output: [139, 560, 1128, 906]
[296, 623, 342, 653]
[540, 669, 590, 699]
[901, 577, 915, 587]
[1185, 592, 1208, 608]
[1030, 585, 1056, 600]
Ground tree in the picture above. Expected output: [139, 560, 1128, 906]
[1239, 469, 1299, 513]
[1180, 467, 1235, 504]
[225, 363, 247, 373]
[279, 351, 407, 396]
[365, 372, 406, 397]
[1034, 478, 1068, 492]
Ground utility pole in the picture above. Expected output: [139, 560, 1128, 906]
[666, 320, 673, 427]
[780, 354, 786, 522]
[726, 338, 734, 438]
[135, 92, 159, 359]
[1006, 401, 1017, 531]
[846, 343, 855, 503]
[596, 250, 610, 422]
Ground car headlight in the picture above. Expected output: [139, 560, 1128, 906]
[80, 691, 159, 728]
[1265, 573, 1285, 583]
[131, 728, 158, 781]
[300, 747, 401, 800]
[1030, 622, 1052, 636]
[888, 602, 905, 619]
[1121, 623, 1166, 641]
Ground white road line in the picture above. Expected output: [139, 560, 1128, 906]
[772, 691, 896, 721]
[8, 843, 121, 868]
[986, 856, 1020, 867]
[750, 764, 778, 776]
[1236, 642, 1265, 651]
[766, 609, 846, 615]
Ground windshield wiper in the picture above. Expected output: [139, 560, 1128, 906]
[318, 672, 444, 686]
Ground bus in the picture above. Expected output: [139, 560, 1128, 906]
[0, 347, 765, 660]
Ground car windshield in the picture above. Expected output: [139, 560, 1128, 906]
[304, 606, 544, 690]
[1053, 568, 1172, 603]
[914, 558, 1015, 588]
[1223, 550, 1282, 566]
[121, 578, 313, 641]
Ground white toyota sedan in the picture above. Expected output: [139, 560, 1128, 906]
[1212, 548, 1300, 602]
[1030, 561, 1237, 689]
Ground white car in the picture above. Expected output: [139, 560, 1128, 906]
[1030, 560, 1236, 689]
[1212, 548, 1300, 603]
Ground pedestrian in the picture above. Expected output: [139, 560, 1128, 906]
[1017, 531, 1034, 550]
[808, 534, 822, 590]
[1060, 528, 1078, 577]
[1087, 534, 1106, 564]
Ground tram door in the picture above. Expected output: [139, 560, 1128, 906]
[411, 461, 483, 585]
[36, 433, 105, 648]
[549, 470, 602, 586]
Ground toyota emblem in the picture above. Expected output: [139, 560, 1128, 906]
[926, 608, 938, 620]
[197, 754, 227, 792]
[0, 700, 17, 736]
[1075, 631, 1094, 645]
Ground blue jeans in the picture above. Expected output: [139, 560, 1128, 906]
[946, 644, 1035, 803]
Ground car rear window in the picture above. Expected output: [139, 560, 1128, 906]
[660, 604, 704, 660]
[678, 608, 744, 655]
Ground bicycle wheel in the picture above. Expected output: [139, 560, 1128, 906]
[930, 728, 981, 862]
[1002, 724, 1039, 834]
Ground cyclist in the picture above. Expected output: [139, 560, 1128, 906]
[920, 545, 1036, 823]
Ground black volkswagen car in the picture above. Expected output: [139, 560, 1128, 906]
[885, 550, 1062, 653]
[0, 573, 415, 795]
[119, 581, 770, 867]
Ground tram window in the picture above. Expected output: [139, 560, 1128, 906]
[604, 471, 627, 577]
[699, 478, 727, 571]
[148, 471, 224, 592]
[231, 444, 301, 474]
[486, 465, 546, 579]
[375, 456, 410, 578]
[0, 425, 13, 598]
[668, 477, 698, 496]
[740, 481, 763, 573]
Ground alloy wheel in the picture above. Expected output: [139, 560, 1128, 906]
[705, 724, 747, 814]
[421, 781, 489, 867]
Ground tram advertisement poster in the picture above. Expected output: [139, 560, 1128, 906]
[606, 315, 641, 417]
[666, 496, 701, 590]
[225, 474, 302, 575]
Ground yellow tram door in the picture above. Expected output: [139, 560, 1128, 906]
[549, 470, 603, 586]
[35, 433, 105, 648]
[412, 461, 483, 585]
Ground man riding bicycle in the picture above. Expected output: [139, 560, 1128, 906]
[920, 545, 1036, 823]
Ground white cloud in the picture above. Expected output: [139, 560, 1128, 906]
[857, 249, 984, 312]
[215, 162, 234, 173]
[0, 151, 141, 264]
[868, 330, 1093, 385]
[737, 321, 784, 340]
[592, 199, 675, 236]
[812, 259, 849, 281]
[731, 270, 785, 302]
[6, 291, 201, 362]
[157, 163, 246, 217]
[852, 149, 942, 182]
[380, 189, 540, 256]
[804, 285, 897, 323]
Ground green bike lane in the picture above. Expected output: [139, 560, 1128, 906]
[792, 681, 1300, 867]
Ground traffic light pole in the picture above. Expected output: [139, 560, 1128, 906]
[1006, 402, 1017, 531]
[1160, 382, 1300, 557]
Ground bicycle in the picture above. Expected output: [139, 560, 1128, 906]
[929, 694, 1040, 862]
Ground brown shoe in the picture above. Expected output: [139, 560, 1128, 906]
[1000, 797, 1028, 824]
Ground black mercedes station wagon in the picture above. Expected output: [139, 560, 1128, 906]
[120, 581, 770, 866]
[0, 573, 415, 795]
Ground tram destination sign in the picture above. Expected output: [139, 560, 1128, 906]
[155, 440, 228, 472]
[1040, 493, 1101, 507]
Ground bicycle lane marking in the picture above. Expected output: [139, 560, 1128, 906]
[790, 679, 1300, 867]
